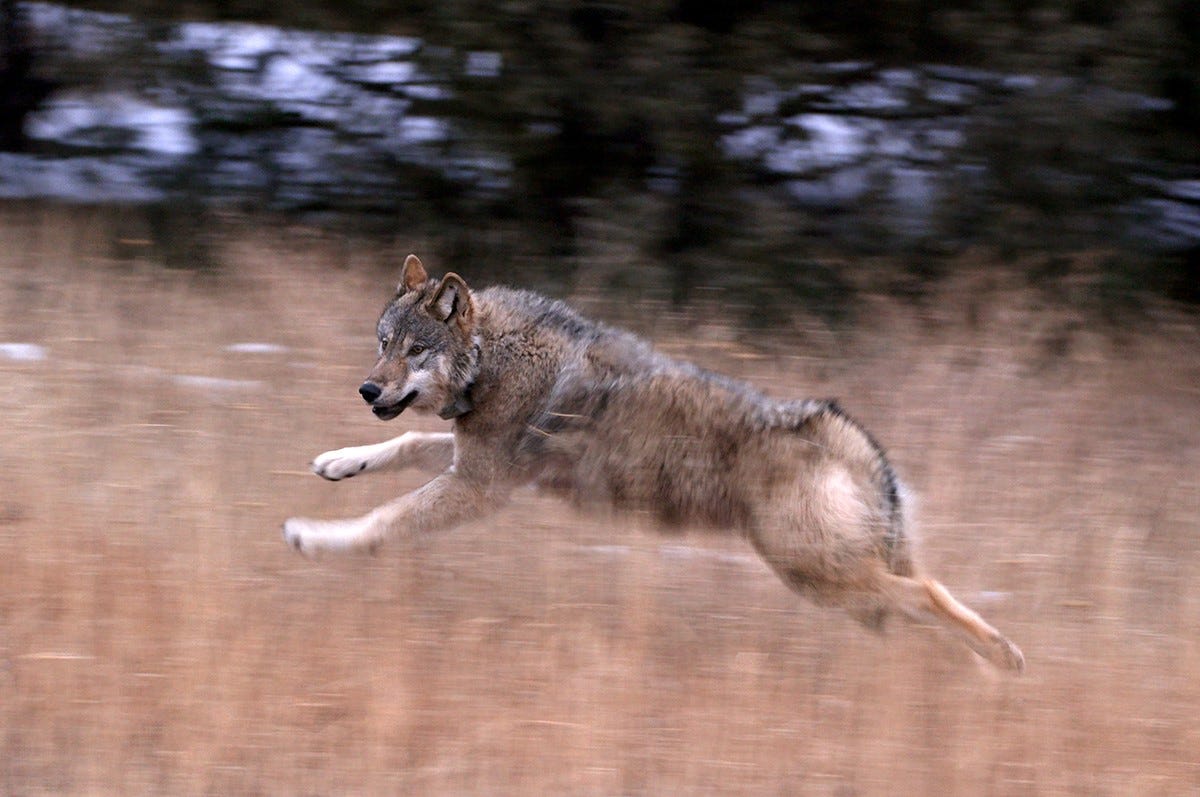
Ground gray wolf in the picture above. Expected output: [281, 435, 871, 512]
[283, 255, 1024, 672]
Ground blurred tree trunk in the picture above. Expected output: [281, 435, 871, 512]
[0, 0, 54, 151]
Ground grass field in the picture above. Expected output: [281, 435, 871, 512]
[1, 206, 1198, 794]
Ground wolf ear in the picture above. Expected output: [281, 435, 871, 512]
[426, 273, 473, 324]
[397, 254, 428, 294]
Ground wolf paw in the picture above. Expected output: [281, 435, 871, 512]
[994, 635, 1026, 674]
[311, 447, 372, 480]
[282, 516, 371, 555]
[974, 631, 1026, 674]
[282, 517, 318, 556]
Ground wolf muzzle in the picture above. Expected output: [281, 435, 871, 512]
[359, 381, 418, 420]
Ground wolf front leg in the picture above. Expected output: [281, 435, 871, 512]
[310, 431, 455, 481]
[282, 472, 501, 555]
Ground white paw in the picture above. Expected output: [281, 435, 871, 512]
[282, 516, 320, 555]
[311, 446, 372, 480]
[282, 516, 372, 555]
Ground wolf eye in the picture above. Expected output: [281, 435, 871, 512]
[379, 336, 391, 353]
[408, 344, 426, 356]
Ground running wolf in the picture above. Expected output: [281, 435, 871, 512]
[283, 255, 1024, 672]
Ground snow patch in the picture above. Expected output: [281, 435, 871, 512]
[0, 343, 48, 361]
[225, 342, 290, 354]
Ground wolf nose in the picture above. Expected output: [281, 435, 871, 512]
[358, 382, 383, 404]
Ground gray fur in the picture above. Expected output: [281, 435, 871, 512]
[283, 257, 1023, 672]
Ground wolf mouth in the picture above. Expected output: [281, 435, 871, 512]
[372, 389, 418, 420]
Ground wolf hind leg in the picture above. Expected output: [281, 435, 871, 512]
[880, 573, 1025, 672]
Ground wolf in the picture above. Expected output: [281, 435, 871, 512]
[283, 255, 1024, 672]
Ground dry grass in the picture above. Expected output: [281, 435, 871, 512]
[1, 206, 1198, 795]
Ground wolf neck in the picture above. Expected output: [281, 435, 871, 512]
[437, 386, 474, 419]
[438, 337, 482, 420]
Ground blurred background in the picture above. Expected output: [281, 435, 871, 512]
[1, 1, 1198, 793]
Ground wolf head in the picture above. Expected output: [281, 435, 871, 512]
[359, 255, 480, 421]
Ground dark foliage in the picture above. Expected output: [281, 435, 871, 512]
[5, 0, 1198, 314]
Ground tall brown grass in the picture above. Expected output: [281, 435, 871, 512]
[1, 205, 1197, 795]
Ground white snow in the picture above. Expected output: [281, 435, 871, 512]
[0, 343, 48, 361]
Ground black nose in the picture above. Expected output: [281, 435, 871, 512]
[359, 381, 382, 404]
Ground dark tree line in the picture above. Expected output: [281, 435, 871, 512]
[0, 0, 55, 150]
[3, 1, 1198, 308]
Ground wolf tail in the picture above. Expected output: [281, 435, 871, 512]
[878, 456, 916, 577]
